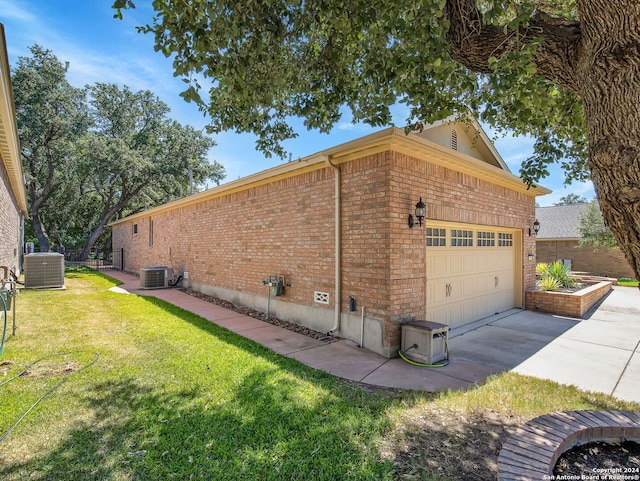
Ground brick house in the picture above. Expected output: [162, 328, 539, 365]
[536, 204, 635, 279]
[0, 25, 27, 277]
[111, 117, 549, 358]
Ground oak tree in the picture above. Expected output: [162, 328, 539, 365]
[114, 0, 640, 279]
[76, 83, 225, 260]
[12, 45, 89, 252]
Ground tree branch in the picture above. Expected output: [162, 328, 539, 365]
[444, 0, 583, 95]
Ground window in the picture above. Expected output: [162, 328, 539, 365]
[426, 228, 447, 247]
[477, 231, 495, 247]
[451, 229, 473, 247]
[133, 223, 138, 235]
[149, 219, 154, 246]
[498, 232, 513, 247]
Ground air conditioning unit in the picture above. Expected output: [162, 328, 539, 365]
[140, 266, 171, 289]
[24, 253, 65, 289]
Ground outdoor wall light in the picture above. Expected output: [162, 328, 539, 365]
[528, 254, 535, 261]
[408, 197, 426, 228]
[528, 219, 541, 237]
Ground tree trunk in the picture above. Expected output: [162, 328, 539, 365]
[79, 225, 104, 262]
[31, 209, 50, 253]
[576, 1, 640, 281]
[78, 193, 139, 261]
[444, 0, 640, 281]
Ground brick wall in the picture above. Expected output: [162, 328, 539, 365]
[0, 159, 22, 274]
[384, 151, 536, 348]
[537, 240, 635, 279]
[116, 166, 338, 310]
[113, 136, 538, 356]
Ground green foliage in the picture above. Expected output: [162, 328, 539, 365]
[112, 0, 587, 184]
[536, 261, 575, 291]
[535, 262, 550, 276]
[12, 46, 225, 255]
[547, 260, 575, 288]
[578, 201, 619, 250]
[555, 194, 588, 205]
[12, 44, 91, 251]
[537, 275, 560, 291]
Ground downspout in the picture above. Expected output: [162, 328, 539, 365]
[325, 155, 341, 335]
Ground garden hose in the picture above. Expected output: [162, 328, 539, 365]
[398, 339, 450, 368]
[0, 351, 100, 444]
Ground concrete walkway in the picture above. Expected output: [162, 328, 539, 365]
[104, 270, 640, 403]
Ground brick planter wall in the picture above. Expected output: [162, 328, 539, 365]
[498, 410, 640, 480]
[525, 281, 612, 318]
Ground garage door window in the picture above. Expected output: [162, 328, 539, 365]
[426, 228, 447, 247]
[451, 229, 473, 247]
[477, 231, 495, 247]
[498, 233, 513, 247]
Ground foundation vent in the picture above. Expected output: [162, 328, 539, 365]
[314, 291, 330, 304]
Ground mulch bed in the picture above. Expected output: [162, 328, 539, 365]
[179, 288, 340, 342]
[554, 440, 640, 476]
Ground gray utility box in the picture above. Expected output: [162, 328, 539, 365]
[401, 320, 449, 364]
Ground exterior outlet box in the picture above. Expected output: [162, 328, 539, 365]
[401, 320, 449, 364]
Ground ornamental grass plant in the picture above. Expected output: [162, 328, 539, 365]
[536, 261, 576, 292]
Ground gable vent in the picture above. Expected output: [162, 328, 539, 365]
[450, 129, 458, 150]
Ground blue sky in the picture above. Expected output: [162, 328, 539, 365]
[2, 0, 594, 205]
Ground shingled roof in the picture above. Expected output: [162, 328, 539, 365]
[535, 204, 588, 240]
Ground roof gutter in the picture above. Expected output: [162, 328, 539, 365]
[324, 154, 341, 335]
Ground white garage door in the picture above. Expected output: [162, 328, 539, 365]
[426, 223, 519, 328]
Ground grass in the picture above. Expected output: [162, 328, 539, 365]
[618, 278, 639, 287]
[0, 267, 638, 480]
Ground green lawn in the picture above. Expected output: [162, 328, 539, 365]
[0, 267, 637, 481]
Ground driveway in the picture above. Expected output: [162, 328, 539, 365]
[399, 285, 640, 403]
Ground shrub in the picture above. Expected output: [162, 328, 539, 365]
[547, 261, 575, 288]
[536, 261, 576, 291]
[538, 275, 561, 291]
[536, 262, 550, 276]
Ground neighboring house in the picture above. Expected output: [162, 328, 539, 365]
[111, 117, 549, 358]
[0, 24, 28, 277]
[535, 204, 635, 279]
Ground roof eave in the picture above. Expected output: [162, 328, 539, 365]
[111, 126, 550, 226]
[0, 24, 28, 217]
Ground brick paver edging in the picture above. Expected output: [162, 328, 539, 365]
[497, 410, 640, 480]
